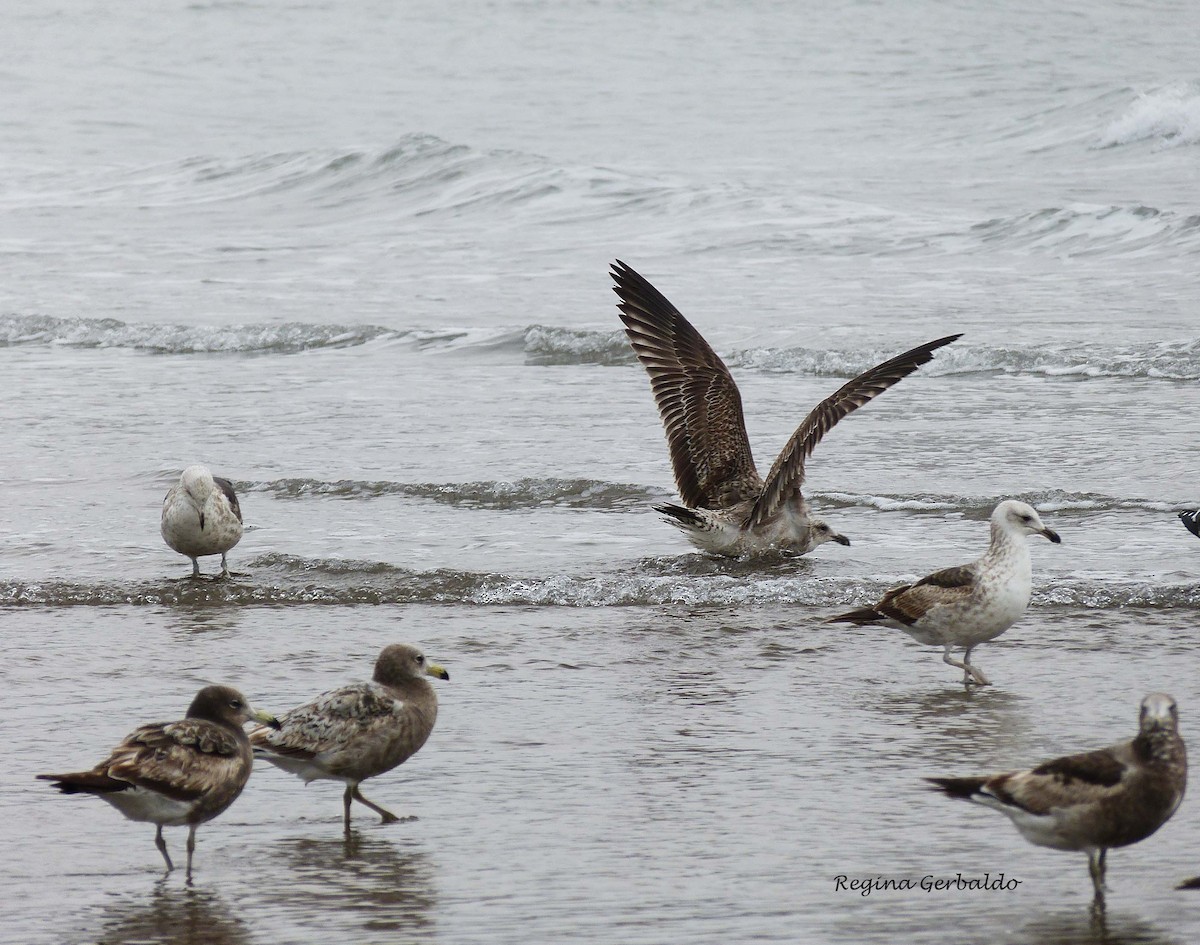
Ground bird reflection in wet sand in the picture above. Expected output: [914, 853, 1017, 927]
[1021, 905, 1181, 945]
[94, 885, 251, 945]
[242, 836, 438, 939]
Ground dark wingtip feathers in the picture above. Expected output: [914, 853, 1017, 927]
[827, 607, 885, 626]
[654, 503, 704, 527]
[924, 776, 986, 800]
[1180, 510, 1200, 539]
[37, 771, 130, 795]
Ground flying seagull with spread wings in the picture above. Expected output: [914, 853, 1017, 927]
[612, 260, 960, 557]
[926, 693, 1187, 905]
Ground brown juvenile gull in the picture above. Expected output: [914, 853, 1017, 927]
[830, 499, 1060, 686]
[611, 260, 960, 557]
[161, 464, 244, 578]
[38, 685, 279, 876]
[250, 643, 449, 832]
[927, 693, 1187, 904]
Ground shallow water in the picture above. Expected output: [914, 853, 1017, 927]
[4, 0, 1200, 943]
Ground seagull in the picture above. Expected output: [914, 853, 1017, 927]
[38, 685, 279, 876]
[926, 693, 1187, 904]
[1179, 510, 1200, 539]
[830, 500, 1060, 686]
[161, 465, 244, 578]
[611, 260, 960, 557]
[250, 644, 449, 833]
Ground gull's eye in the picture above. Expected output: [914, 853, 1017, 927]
[816, 524, 828, 533]
[415, 655, 425, 665]
[230, 699, 243, 709]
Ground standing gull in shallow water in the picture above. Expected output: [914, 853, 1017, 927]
[250, 644, 448, 832]
[38, 685, 278, 876]
[161, 465, 243, 578]
[927, 694, 1186, 904]
[611, 260, 960, 557]
[830, 500, 1060, 686]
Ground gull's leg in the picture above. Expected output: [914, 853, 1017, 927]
[155, 825, 174, 872]
[962, 646, 991, 687]
[220, 552, 231, 578]
[185, 825, 197, 880]
[190, 557, 201, 579]
[942, 646, 989, 686]
[1088, 848, 1107, 901]
[351, 784, 400, 824]
[343, 785, 354, 833]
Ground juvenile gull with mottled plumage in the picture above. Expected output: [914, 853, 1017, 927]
[927, 693, 1186, 904]
[612, 260, 960, 557]
[38, 685, 278, 876]
[830, 499, 1060, 686]
[161, 465, 244, 578]
[250, 644, 448, 832]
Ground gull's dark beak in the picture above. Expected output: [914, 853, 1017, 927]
[833, 534, 851, 546]
[1042, 527, 1061, 544]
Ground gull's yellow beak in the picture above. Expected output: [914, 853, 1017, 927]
[254, 709, 282, 730]
[425, 662, 450, 681]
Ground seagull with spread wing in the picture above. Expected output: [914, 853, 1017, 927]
[612, 260, 960, 557]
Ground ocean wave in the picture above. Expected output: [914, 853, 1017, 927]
[234, 477, 1185, 518]
[0, 314, 457, 355]
[241, 477, 667, 510]
[4, 133, 694, 223]
[965, 203, 1200, 257]
[809, 490, 1185, 518]
[4, 312, 1197, 380]
[733, 337, 1200, 380]
[9, 134, 1200, 261]
[3, 561, 1197, 610]
[521, 326, 633, 365]
[541, 331, 1200, 381]
[1098, 84, 1200, 149]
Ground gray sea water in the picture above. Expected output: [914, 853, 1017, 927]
[4, 1, 1200, 943]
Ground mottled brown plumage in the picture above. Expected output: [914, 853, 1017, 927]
[251, 643, 449, 832]
[38, 685, 277, 875]
[612, 260, 960, 556]
[927, 694, 1187, 903]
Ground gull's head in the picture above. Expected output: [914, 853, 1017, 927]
[994, 500, 1060, 544]
[1140, 693, 1179, 734]
[809, 518, 850, 549]
[188, 684, 280, 730]
[374, 643, 450, 687]
[180, 465, 216, 501]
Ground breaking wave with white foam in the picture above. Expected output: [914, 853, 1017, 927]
[1098, 85, 1200, 149]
